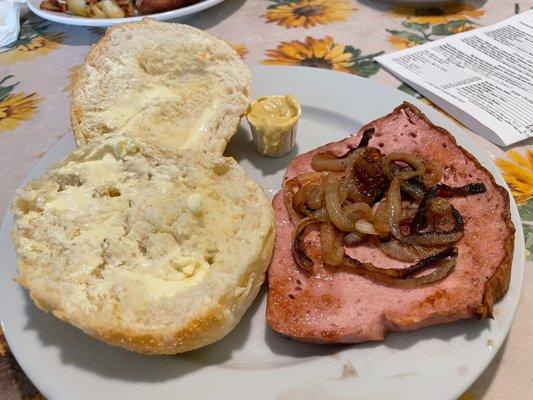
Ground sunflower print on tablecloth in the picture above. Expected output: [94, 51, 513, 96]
[262, 36, 382, 77]
[63, 65, 83, 94]
[386, 2, 485, 49]
[496, 150, 533, 206]
[495, 149, 533, 260]
[0, 75, 41, 134]
[388, 2, 484, 24]
[263, 0, 356, 29]
[229, 44, 248, 59]
[0, 16, 64, 64]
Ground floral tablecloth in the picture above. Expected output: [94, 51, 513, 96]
[1, 0, 532, 398]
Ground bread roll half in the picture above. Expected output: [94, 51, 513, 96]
[12, 136, 274, 354]
[71, 19, 251, 155]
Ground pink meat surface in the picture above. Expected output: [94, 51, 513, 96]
[266, 103, 514, 344]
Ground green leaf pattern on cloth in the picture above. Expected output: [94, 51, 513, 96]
[519, 200, 533, 260]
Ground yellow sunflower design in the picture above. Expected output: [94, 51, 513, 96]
[389, 2, 484, 24]
[263, 0, 355, 29]
[0, 16, 64, 64]
[495, 149, 533, 260]
[386, 3, 484, 50]
[262, 36, 383, 77]
[229, 43, 248, 59]
[63, 64, 82, 93]
[0, 75, 41, 134]
[496, 150, 533, 206]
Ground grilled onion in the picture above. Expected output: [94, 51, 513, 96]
[373, 197, 390, 236]
[286, 129, 485, 287]
[407, 183, 486, 245]
[293, 180, 327, 220]
[356, 128, 375, 149]
[283, 178, 301, 225]
[401, 178, 426, 201]
[321, 222, 345, 266]
[355, 220, 379, 235]
[311, 129, 376, 171]
[283, 172, 327, 224]
[344, 231, 366, 246]
[426, 198, 456, 232]
[293, 218, 319, 271]
[311, 152, 347, 171]
[379, 239, 445, 263]
[345, 147, 387, 203]
[423, 161, 443, 188]
[383, 152, 426, 181]
[341, 247, 457, 287]
[307, 182, 325, 210]
[386, 177, 404, 240]
[387, 177, 465, 246]
[325, 173, 358, 232]
[344, 202, 373, 220]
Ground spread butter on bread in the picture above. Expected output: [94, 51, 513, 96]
[12, 136, 274, 354]
[71, 19, 251, 155]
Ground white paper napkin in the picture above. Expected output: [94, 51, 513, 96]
[0, 0, 26, 48]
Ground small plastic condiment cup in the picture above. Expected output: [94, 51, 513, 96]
[246, 95, 301, 158]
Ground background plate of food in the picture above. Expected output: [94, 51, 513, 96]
[27, 0, 228, 26]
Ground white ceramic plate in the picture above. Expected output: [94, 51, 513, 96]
[0, 66, 524, 400]
[26, 0, 227, 27]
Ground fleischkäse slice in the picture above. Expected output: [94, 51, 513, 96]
[267, 102, 514, 343]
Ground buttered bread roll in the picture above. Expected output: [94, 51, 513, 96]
[12, 136, 274, 354]
[71, 19, 251, 155]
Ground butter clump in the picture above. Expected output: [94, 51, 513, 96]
[187, 193, 202, 214]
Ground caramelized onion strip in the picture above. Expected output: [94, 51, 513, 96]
[320, 222, 345, 266]
[293, 180, 328, 221]
[387, 177, 405, 240]
[307, 183, 325, 210]
[296, 172, 327, 186]
[379, 239, 445, 263]
[324, 173, 358, 232]
[344, 149, 368, 202]
[388, 178, 466, 246]
[341, 247, 457, 287]
[355, 220, 379, 235]
[344, 202, 373, 220]
[283, 173, 328, 225]
[423, 161, 443, 188]
[373, 197, 390, 236]
[283, 178, 301, 225]
[311, 129, 376, 172]
[311, 146, 367, 172]
[311, 152, 347, 172]
[344, 231, 366, 246]
[401, 178, 426, 201]
[383, 152, 426, 181]
[356, 128, 375, 149]
[409, 183, 486, 239]
[344, 147, 387, 204]
[293, 218, 319, 271]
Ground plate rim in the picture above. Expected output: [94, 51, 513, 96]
[0, 65, 525, 400]
[26, 0, 228, 27]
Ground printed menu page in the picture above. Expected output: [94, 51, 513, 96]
[376, 10, 533, 146]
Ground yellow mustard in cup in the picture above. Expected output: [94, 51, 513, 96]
[246, 95, 301, 157]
